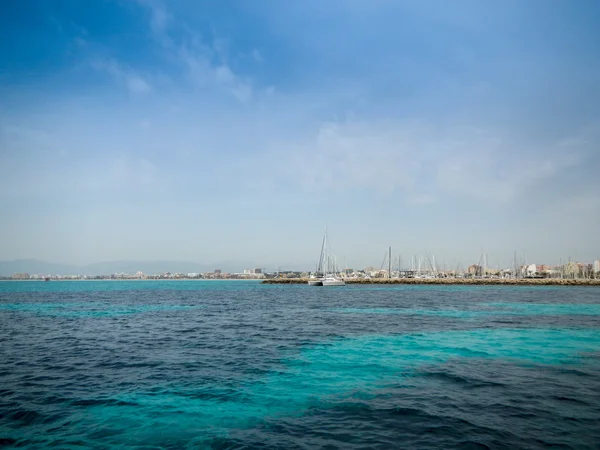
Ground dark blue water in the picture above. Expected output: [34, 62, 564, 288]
[1, 281, 599, 449]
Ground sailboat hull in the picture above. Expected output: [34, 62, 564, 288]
[322, 278, 345, 286]
[308, 280, 323, 286]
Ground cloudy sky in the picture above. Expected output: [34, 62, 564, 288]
[1, 0, 599, 270]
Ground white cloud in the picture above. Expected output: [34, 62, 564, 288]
[135, 1, 254, 103]
[73, 36, 88, 48]
[135, 0, 169, 37]
[149, 4, 168, 35]
[252, 49, 264, 63]
[111, 155, 158, 190]
[434, 127, 593, 203]
[259, 120, 426, 197]
[175, 42, 253, 102]
[66, 155, 162, 195]
[92, 59, 152, 95]
[126, 75, 152, 95]
[254, 119, 590, 205]
[215, 65, 235, 84]
[410, 194, 435, 205]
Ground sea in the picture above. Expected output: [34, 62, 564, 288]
[1, 280, 599, 449]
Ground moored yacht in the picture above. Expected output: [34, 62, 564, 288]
[308, 226, 345, 286]
[321, 275, 345, 286]
[308, 276, 323, 286]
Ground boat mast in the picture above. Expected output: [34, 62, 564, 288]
[317, 229, 327, 274]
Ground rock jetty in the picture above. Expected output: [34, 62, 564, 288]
[262, 278, 600, 286]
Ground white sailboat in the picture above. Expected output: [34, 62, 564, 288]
[322, 275, 345, 286]
[315, 228, 345, 287]
[307, 277, 323, 286]
[308, 231, 326, 286]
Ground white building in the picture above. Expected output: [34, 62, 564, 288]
[594, 260, 600, 273]
[526, 264, 537, 277]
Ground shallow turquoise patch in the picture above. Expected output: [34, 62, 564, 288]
[76, 327, 600, 446]
[0, 279, 262, 293]
[485, 302, 600, 316]
[331, 303, 600, 317]
[329, 307, 486, 318]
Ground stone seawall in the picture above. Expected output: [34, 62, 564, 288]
[262, 278, 600, 286]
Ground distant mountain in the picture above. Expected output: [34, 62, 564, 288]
[0, 259, 268, 276]
[0, 259, 79, 276]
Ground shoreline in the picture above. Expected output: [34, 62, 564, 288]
[262, 278, 600, 286]
[0, 278, 264, 282]
[2, 278, 598, 286]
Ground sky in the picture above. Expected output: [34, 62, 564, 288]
[1, 0, 599, 271]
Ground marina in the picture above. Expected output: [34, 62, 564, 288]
[265, 277, 600, 286]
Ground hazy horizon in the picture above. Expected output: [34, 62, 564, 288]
[1, 249, 597, 277]
[2, 1, 599, 267]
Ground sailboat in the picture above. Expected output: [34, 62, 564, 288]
[322, 256, 346, 286]
[308, 227, 345, 286]
[308, 231, 326, 286]
[308, 276, 323, 286]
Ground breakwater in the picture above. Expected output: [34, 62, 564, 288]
[262, 278, 600, 286]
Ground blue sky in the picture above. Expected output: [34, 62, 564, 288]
[1, 0, 599, 270]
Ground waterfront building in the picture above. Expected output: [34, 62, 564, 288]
[12, 272, 30, 280]
[467, 264, 482, 276]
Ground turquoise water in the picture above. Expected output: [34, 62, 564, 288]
[331, 302, 600, 317]
[1, 281, 599, 448]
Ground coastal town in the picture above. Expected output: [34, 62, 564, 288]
[4, 259, 600, 281]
